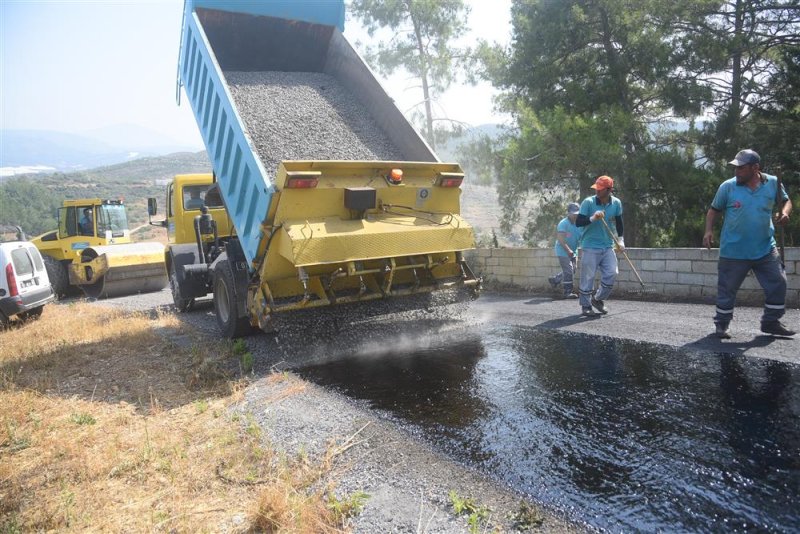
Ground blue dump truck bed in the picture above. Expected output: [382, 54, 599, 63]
[178, 0, 437, 268]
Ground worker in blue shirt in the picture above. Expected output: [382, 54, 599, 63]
[575, 175, 624, 316]
[548, 202, 581, 298]
[703, 149, 794, 338]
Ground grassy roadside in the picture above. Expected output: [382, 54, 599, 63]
[0, 302, 350, 532]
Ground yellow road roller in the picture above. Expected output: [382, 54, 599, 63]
[30, 199, 168, 299]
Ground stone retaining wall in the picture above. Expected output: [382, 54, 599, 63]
[465, 247, 800, 307]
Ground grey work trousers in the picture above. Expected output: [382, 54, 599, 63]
[551, 255, 577, 294]
[714, 248, 787, 326]
[579, 248, 618, 308]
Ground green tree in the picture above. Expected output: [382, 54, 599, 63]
[349, 0, 473, 150]
[480, 0, 717, 246]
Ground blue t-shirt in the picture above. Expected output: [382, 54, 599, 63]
[579, 195, 623, 249]
[711, 173, 788, 260]
[554, 217, 580, 257]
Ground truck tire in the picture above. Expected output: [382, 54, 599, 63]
[43, 255, 70, 299]
[170, 263, 194, 312]
[213, 259, 252, 338]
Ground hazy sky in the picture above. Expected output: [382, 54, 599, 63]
[1, 0, 511, 148]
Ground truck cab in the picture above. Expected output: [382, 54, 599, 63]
[163, 174, 233, 245]
[149, 174, 235, 311]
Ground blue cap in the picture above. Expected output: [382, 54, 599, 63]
[729, 149, 760, 166]
[567, 202, 580, 215]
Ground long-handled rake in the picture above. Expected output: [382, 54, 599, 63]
[599, 217, 655, 295]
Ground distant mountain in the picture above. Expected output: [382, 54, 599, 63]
[0, 126, 202, 176]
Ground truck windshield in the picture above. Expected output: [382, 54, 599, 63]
[97, 205, 129, 237]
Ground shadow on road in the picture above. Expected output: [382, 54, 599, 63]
[682, 334, 784, 357]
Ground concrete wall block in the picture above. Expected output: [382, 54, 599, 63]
[692, 261, 718, 274]
[675, 248, 705, 260]
[652, 271, 678, 283]
[666, 260, 693, 272]
[703, 274, 718, 287]
[486, 257, 500, 267]
[512, 266, 529, 277]
[498, 257, 515, 267]
[647, 249, 677, 260]
[494, 273, 513, 284]
[641, 259, 666, 271]
[678, 272, 705, 285]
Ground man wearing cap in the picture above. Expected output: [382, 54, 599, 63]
[703, 149, 794, 338]
[575, 175, 624, 316]
[548, 202, 581, 299]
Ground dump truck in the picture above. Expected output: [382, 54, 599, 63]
[31, 199, 168, 299]
[165, 0, 479, 337]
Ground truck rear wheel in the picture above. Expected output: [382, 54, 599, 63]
[43, 255, 69, 298]
[213, 259, 252, 338]
[170, 263, 194, 312]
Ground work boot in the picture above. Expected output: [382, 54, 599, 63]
[591, 297, 608, 315]
[581, 307, 596, 317]
[548, 276, 559, 288]
[715, 323, 731, 339]
[760, 321, 796, 336]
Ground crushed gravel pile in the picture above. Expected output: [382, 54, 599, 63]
[225, 71, 405, 181]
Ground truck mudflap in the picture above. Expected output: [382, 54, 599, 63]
[69, 242, 169, 299]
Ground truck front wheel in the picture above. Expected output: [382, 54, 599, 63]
[170, 263, 194, 312]
[213, 259, 252, 338]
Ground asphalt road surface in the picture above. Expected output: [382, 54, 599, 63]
[101, 289, 798, 365]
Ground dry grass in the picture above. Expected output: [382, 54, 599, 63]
[0, 303, 348, 533]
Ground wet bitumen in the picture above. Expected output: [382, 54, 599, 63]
[296, 324, 800, 532]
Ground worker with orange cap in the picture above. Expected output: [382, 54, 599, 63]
[575, 175, 624, 317]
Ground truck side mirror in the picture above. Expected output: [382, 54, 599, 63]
[147, 198, 158, 216]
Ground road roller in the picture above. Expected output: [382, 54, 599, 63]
[29, 198, 168, 299]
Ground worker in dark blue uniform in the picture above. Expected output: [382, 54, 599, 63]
[703, 149, 794, 338]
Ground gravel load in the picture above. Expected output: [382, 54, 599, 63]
[225, 71, 405, 181]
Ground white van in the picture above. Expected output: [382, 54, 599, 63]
[0, 239, 55, 326]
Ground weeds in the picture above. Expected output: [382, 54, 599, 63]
[69, 412, 96, 426]
[327, 490, 370, 525]
[449, 490, 492, 534]
[512, 501, 545, 531]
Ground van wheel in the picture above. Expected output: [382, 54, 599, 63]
[20, 306, 44, 321]
[213, 259, 253, 338]
[43, 255, 69, 298]
[170, 264, 194, 312]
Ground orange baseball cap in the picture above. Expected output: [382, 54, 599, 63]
[590, 175, 614, 190]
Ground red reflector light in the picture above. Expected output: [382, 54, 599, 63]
[388, 168, 403, 184]
[5, 263, 18, 297]
[285, 177, 319, 189]
[438, 177, 463, 187]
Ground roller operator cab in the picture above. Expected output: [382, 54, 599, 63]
[0, 239, 55, 326]
[175, 0, 480, 338]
